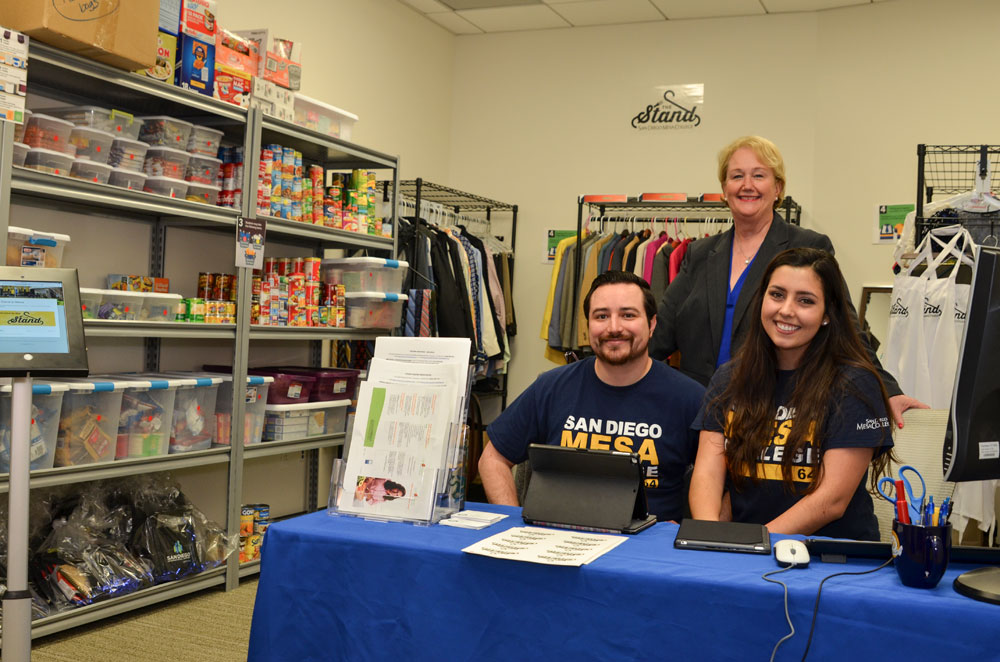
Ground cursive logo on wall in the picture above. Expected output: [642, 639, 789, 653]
[631, 88, 702, 130]
[52, 0, 121, 22]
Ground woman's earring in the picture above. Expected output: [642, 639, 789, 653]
[822, 320, 829, 326]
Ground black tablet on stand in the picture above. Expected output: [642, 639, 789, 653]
[0, 267, 88, 662]
[521, 444, 657, 534]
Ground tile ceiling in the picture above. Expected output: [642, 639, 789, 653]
[399, 0, 893, 34]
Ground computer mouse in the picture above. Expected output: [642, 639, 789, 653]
[774, 539, 810, 567]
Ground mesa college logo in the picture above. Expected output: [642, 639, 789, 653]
[631, 84, 703, 131]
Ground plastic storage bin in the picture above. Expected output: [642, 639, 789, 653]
[140, 292, 183, 321]
[23, 147, 73, 176]
[321, 258, 408, 294]
[144, 176, 188, 199]
[187, 125, 224, 156]
[205, 374, 273, 446]
[108, 137, 149, 172]
[248, 369, 316, 404]
[23, 113, 75, 154]
[48, 379, 126, 467]
[70, 159, 113, 184]
[262, 399, 349, 441]
[146, 374, 222, 453]
[99, 289, 143, 320]
[13, 142, 27, 167]
[0, 383, 69, 473]
[13, 109, 30, 143]
[138, 116, 194, 147]
[69, 127, 114, 164]
[110, 376, 178, 459]
[185, 182, 220, 206]
[6, 226, 71, 268]
[269, 367, 360, 402]
[80, 287, 103, 319]
[292, 94, 357, 141]
[143, 146, 190, 179]
[344, 292, 407, 329]
[48, 106, 140, 139]
[108, 168, 147, 191]
[185, 154, 221, 185]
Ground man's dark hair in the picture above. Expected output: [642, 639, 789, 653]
[582, 271, 656, 322]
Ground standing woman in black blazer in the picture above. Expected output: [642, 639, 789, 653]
[648, 135, 924, 425]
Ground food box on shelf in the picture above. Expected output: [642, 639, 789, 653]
[175, 33, 214, 97]
[68, 126, 114, 163]
[22, 147, 73, 176]
[6, 225, 71, 268]
[293, 94, 357, 141]
[344, 292, 407, 329]
[321, 258, 407, 294]
[0, 382, 70, 473]
[108, 168, 146, 191]
[136, 30, 177, 83]
[147, 373, 223, 453]
[262, 399, 348, 442]
[0, 0, 159, 71]
[69, 159, 112, 184]
[107, 274, 170, 293]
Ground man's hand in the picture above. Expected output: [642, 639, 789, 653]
[889, 394, 930, 429]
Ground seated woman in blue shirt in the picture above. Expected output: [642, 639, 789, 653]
[689, 247, 896, 541]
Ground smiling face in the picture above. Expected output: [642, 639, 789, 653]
[723, 147, 783, 225]
[587, 282, 656, 367]
[761, 265, 828, 370]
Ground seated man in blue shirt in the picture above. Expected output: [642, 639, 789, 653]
[479, 271, 706, 521]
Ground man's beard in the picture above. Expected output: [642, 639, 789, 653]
[593, 332, 648, 366]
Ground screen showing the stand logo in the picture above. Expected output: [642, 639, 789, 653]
[0, 280, 69, 355]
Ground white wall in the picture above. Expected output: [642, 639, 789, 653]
[446, 0, 1000, 400]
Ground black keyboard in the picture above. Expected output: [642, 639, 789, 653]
[804, 538, 1000, 565]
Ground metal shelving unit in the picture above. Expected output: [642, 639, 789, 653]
[0, 40, 400, 637]
[914, 144, 1000, 244]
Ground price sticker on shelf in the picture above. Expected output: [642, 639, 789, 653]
[236, 216, 266, 269]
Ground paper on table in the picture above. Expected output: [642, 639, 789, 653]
[374, 336, 472, 367]
[451, 510, 507, 524]
[462, 527, 628, 566]
[439, 518, 492, 530]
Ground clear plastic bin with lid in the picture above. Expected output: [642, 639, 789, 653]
[101, 375, 180, 459]
[321, 257, 408, 294]
[146, 373, 223, 452]
[0, 382, 70, 473]
[42, 378, 137, 467]
[263, 399, 349, 442]
[200, 373, 273, 446]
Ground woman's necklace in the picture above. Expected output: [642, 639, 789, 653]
[734, 236, 754, 265]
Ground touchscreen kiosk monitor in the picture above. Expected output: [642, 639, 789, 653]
[941, 245, 1000, 603]
[0, 267, 88, 377]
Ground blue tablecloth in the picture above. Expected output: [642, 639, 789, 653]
[248, 504, 997, 662]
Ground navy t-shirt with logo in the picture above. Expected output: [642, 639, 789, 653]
[487, 357, 705, 521]
[694, 364, 892, 541]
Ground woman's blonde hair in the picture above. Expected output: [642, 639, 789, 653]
[717, 135, 786, 209]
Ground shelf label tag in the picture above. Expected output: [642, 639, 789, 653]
[237, 216, 266, 269]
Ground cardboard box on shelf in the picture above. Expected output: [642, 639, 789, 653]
[107, 274, 170, 293]
[179, 0, 217, 41]
[0, 0, 159, 71]
[175, 33, 214, 97]
[233, 29, 301, 90]
[215, 28, 259, 78]
[214, 63, 251, 108]
[158, 0, 182, 35]
[136, 30, 176, 83]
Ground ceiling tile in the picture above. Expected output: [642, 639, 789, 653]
[425, 11, 486, 33]
[549, 0, 665, 26]
[760, 0, 868, 12]
[456, 5, 572, 31]
[399, 0, 452, 12]
[649, 0, 766, 19]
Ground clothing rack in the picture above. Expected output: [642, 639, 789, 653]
[388, 178, 518, 410]
[570, 194, 802, 332]
[914, 144, 1000, 245]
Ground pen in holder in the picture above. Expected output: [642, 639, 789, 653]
[891, 519, 952, 589]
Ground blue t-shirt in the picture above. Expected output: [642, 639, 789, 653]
[694, 364, 893, 541]
[487, 357, 705, 521]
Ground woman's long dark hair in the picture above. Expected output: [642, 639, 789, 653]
[713, 247, 895, 495]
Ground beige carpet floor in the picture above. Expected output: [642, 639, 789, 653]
[29, 578, 257, 662]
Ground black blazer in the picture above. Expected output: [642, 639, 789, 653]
[649, 213, 901, 396]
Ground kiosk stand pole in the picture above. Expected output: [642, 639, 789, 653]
[3, 375, 33, 661]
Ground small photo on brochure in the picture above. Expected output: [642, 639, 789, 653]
[353, 475, 408, 506]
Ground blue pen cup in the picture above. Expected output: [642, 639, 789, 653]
[891, 520, 952, 589]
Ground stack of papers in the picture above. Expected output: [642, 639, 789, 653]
[462, 526, 628, 566]
[439, 510, 508, 529]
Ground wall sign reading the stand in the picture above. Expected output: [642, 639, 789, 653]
[631, 84, 703, 131]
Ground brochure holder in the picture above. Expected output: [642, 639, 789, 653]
[327, 338, 473, 526]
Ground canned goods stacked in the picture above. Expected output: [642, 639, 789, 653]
[239, 503, 269, 563]
[326, 173, 344, 229]
[218, 145, 243, 209]
[172, 272, 238, 323]
[253, 256, 342, 327]
[309, 164, 324, 224]
[256, 147, 273, 216]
